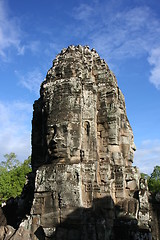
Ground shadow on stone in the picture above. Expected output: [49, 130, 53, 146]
[34, 226, 45, 240]
[47, 196, 152, 240]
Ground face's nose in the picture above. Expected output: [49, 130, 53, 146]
[53, 132, 63, 142]
[131, 142, 136, 151]
[51, 125, 60, 142]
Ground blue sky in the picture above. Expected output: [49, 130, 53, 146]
[0, 0, 160, 174]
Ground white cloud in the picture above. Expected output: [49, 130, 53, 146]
[134, 139, 160, 175]
[148, 47, 160, 89]
[18, 41, 41, 56]
[0, 101, 32, 162]
[0, 0, 39, 59]
[15, 69, 43, 95]
[72, 3, 160, 90]
[0, 0, 23, 59]
[92, 6, 160, 59]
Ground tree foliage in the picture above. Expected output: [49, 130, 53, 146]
[0, 153, 31, 205]
[141, 172, 150, 181]
[148, 166, 160, 193]
[1, 153, 20, 171]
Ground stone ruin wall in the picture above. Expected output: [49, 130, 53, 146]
[0, 45, 159, 240]
[29, 46, 151, 239]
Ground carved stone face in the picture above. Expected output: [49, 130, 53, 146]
[33, 45, 136, 170]
[30, 47, 152, 240]
[47, 124, 68, 160]
[43, 77, 82, 163]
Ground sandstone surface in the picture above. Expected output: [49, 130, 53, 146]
[29, 45, 151, 239]
[0, 45, 159, 239]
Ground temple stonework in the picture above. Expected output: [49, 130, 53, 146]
[0, 45, 159, 239]
[29, 45, 151, 239]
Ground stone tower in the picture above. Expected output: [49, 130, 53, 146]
[28, 45, 151, 239]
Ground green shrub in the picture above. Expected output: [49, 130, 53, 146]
[0, 153, 31, 205]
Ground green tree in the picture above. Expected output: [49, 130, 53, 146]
[141, 172, 150, 181]
[0, 154, 31, 205]
[148, 166, 160, 193]
[1, 152, 20, 171]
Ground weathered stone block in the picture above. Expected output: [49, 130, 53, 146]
[126, 180, 137, 191]
[41, 212, 59, 228]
